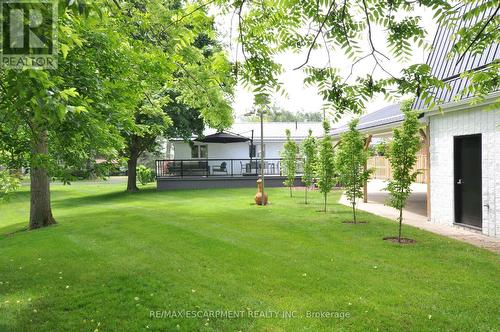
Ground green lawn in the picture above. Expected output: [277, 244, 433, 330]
[0, 182, 498, 331]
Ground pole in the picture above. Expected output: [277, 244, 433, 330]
[363, 135, 372, 203]
[250, 129, 254, 174]
[260, 111, 265, 204]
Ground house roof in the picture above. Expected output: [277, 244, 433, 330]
[414, 3, 499, 110]
[331, 103, 402, 136]
[174, 122, 324, 142]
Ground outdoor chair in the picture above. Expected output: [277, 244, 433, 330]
[212, 162, 228, 175]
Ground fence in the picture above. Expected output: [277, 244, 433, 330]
[156, 158, 304, 178]
[367, 155, 428, 183]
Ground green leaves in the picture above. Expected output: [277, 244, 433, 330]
[59, 88, 79, 101]
[301, 129, 317, 188]
[336, 118, 371, 218]
[137, 165, 154, 185]
[281, 129, 298, 193]
[315, 120, 335, 210]
[0, 170, 20, 202]
[231, 0, 495, 119]
[385, 100, 421, 212]
[456, 60, 499, 106]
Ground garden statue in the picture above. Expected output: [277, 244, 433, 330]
[255, 177, 268, 205]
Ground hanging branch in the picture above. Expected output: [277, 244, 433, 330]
[455, 3, 500, 65]
[237, 0, 248, 61]
[294, 0, 336, 70]
[163, 0, 218, 30]
[360, 0, 395, 79]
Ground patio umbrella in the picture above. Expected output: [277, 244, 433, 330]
[194, 132, 250, 143]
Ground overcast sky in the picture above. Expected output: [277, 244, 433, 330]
[214, 6, 438, 124]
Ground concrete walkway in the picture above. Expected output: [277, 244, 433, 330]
[339, 180, 500, 253]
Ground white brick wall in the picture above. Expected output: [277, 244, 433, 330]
[429, 106, 499, 237]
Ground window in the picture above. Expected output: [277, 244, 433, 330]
[199, 145, 208, 158]
[191, 145, 208, 158]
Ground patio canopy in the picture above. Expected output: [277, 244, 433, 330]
[194, 131, 250, 143]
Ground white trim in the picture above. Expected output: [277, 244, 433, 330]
[331, 121, 405, 139]
[422, 91, 500, 118]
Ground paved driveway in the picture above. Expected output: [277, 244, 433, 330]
[339, 180, 500, 253]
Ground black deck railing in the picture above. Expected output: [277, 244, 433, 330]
[156, 158, 303, 178]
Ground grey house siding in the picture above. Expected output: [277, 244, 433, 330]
[157, 176, 302, 190]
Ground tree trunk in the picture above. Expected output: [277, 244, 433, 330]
[289, 186, 292, 197]
[324, 193, 327, 212]
[29, 128, 56, 230]
[398, 208, 403, 243]
[127, 156, 139, 192]
[352, 199, 357, 224]
[305, 187, 308, 204]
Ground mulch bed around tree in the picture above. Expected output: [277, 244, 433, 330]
[342, 221, 368, 224]
[383, 236, 416, 244]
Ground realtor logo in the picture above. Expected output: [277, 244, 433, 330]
[1, 0, 58, 69]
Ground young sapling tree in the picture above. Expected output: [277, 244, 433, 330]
[282, 129, 298, 197]
[301, 129, 317, 204]
[337, 119, 371, 223]
[386, 101, 421, 242]
[315, 121, 336, 212]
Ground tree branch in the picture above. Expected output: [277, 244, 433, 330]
[237, 0, 248, 61]
[456, 3, 500, 65]
[360, 0, 395, 79]
[112, 0, 122, 10]
[294, 1, 336, 70]
[163, 0, 218, 30]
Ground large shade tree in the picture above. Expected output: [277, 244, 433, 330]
[114, 1, 234, 191]
[0, 1, 144, 228]
[0, 0, 233, 228]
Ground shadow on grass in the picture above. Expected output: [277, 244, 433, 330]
[53, 187, 159, 208]
[0, 222, 29, 236]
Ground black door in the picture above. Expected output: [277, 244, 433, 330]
[454, 135, 482, 228]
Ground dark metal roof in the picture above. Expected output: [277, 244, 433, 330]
[414, 3, 499, 110]
[331, 103, 402, 135]
[194, 131, 250, 143]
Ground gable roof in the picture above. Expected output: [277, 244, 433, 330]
[331, 103, 402, 136]
[414, 3, 499, 110]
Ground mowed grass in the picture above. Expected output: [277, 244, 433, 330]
[0, 182, 498, 331]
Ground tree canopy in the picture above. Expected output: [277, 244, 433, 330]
[0, 0, 235, 227]
[227, 0, 498, 117]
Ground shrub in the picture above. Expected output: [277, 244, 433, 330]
[0, 170, 20, 202]
[137, 165, 154, 186]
